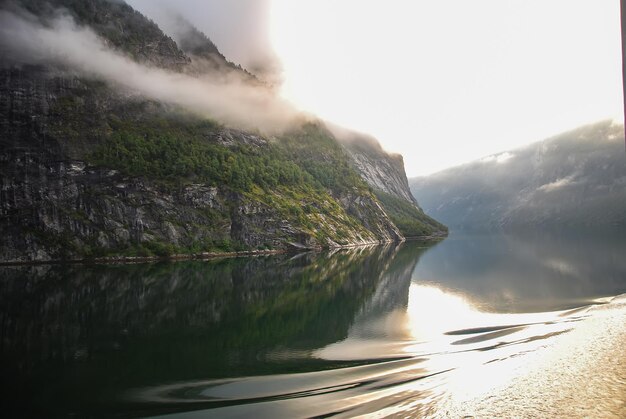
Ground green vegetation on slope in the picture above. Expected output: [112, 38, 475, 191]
[83, 114, 378, 250]
[374, 190, 447, 237]
[88, 117, 368, 196]
[276, 124, 372, 195]
[91, 122, 311, 192]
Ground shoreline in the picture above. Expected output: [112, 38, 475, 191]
[0, 233, 447, 267]
[0, 248, 288, 267]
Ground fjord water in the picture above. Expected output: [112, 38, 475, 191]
[1, 233, 625, 418]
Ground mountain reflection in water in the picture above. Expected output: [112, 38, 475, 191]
[1, 233, 625, 418]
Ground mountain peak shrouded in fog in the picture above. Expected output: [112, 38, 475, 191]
[0, 0, 300, 133]
[127, 0, 282, 84]
[410, 120, 626, 232]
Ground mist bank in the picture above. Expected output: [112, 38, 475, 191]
[410, 120, 626, 232]
[0, 7, 301, 133]
[127, 0, 282, 84]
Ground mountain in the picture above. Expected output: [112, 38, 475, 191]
[336, 129, 447, 237]
[0, 0, 444, 263]
[410, 120, 626, 232]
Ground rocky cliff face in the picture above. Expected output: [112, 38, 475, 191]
[0, 65, 401, 262]
[338, 132, 417, 204]
[336, 130, 447, 238]
[0, 0, 437, 263]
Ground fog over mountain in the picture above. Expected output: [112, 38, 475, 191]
[0, 7, 298, 133]
[410, 120, 626, 232]
[0, 0, 444, 263]
[127, 0, 281, 83]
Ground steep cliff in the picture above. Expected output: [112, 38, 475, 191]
[0, 68, 401, 262]
[337, 129, 447, 238]
[338, 132, 416, 203]
[0, 0, 441, 263]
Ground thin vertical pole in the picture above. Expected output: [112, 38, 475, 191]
[621, 0, 626, 148]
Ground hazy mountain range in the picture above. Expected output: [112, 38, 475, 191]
[410, 120, 626, 232]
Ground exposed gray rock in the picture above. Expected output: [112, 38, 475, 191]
[338, 132, 418, 205]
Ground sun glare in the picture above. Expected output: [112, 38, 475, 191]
[406, 284, 481, 339]
[270, 0, 623, 176]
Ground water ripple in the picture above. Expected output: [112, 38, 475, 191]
[130, 297, 626, 418]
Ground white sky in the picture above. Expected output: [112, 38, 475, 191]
[129, 0, 623, 177]
[270, 0, 624, 176]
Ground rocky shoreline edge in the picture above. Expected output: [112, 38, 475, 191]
[0, 233, 447, 267]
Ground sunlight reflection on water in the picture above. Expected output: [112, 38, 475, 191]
[144, 286, 625, 418]
[316, 283, 599, 410]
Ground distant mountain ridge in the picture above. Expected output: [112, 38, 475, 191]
[410, 120, 626, 232]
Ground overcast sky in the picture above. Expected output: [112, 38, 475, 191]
[129, 0, 623, 177]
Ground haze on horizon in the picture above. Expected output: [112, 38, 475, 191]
[130, 0, 623, 177]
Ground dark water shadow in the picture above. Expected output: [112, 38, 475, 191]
[0, 243, 432, 418]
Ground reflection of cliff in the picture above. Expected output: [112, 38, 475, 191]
[348, 243, 428, 338]
[0, 244, 432, 416]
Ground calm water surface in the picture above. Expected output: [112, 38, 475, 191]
[1, 232, 625, 417]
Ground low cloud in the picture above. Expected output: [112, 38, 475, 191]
[0, 8, 302, 133]
[537, 176, 577, 192]
[480, 152, 514, 165]
[128, 0, 283, 85]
